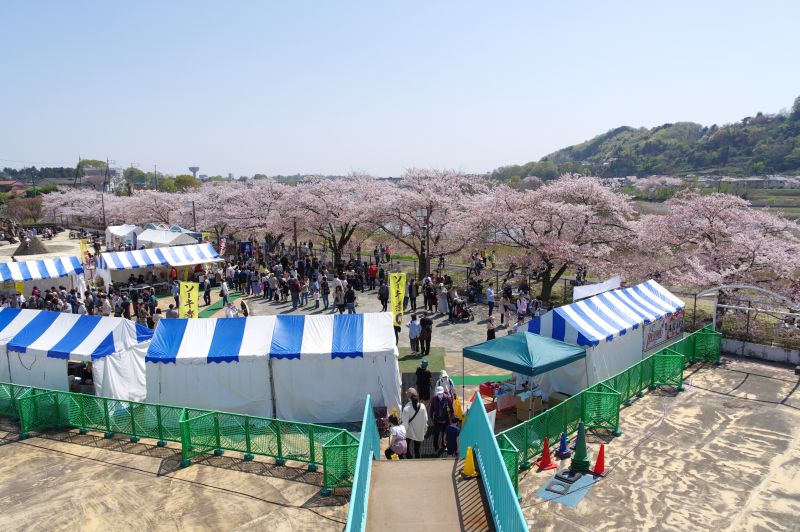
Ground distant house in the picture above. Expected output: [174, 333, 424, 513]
[0, 180, 28, 196]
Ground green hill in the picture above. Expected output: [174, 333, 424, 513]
[493, 95, 800, 180]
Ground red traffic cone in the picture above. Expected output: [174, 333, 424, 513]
[592, 444, 606, 476]
[535, 437, 557, 471]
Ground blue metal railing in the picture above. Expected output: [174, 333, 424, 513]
[344, 395, 380, 532]
[460, 397, 528, 532]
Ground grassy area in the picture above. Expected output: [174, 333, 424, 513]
[198, 289, 243, 318]
[397, 346, 445, 373]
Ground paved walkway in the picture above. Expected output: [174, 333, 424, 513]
[366, 459, 461, 531]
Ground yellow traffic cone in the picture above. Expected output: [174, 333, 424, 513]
[463, 446, 478, 478]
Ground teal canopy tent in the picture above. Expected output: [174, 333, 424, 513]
[463, 332, 586, 377]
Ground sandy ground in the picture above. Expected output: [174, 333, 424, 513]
[519, 357, 800, 532]
[0, 421, 348, 531]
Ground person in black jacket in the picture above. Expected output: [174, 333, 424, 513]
[378, 281, 389, 312]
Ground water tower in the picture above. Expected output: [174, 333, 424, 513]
[189, 166, 200, 179]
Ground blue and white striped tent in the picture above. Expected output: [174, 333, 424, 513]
[144, 313, 402, 424]
[0, 256, 83, 283]
[0, 308, 153, 400]
[97, 242, 220, 271]
[528, 280, 684, 347]
[525, 280, 685, 396]
[96, 243, 221, 285]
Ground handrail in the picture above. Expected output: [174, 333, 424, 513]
[344, 395, 380, 532]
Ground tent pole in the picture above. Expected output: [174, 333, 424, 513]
[269, 358, 277, 419]
[462, 352, 465, 405]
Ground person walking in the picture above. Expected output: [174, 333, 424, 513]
[219, 280, 230, 307]
[415, 359, 432, 407]
[378, 281, 389, 312]
[419, 312, 433, 356]
[430, 386, 454, 456]
[171, 281, 180, 308]
[384, 415, 407, 460]
[288, 276, 301, 310]
[345, 285, 357, 314]
[435, 370, 456, 399]
[334, 285, 346, 314]
[408, 278, 418, 311]
[203, 277, 212, 306]
[401, 388, 428, 459]
[436, 284, 449, 316]
[407, 314, 421, 354]
[321, 275, 330, 310]
[486, 282, 495, 317]
[311, 278, 320, 309]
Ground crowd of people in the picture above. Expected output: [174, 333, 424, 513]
[385, 361, 462, 459]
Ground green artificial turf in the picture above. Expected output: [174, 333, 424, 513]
[397, 346, 445, 373]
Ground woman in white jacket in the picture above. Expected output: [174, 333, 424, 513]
[401, 387, 428, 459]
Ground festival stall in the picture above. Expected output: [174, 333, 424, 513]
[0, 308, 153, 400]
[94, 243, 222, 288]
[463, 333, 587, 418]
[136, 228, 198, 248]
[526, 279, 685, 395]
[104, 224, 142, 249]
[0, 256, 86, 298]
[145, 312, 402, 424]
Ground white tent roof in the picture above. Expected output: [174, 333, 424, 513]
[146, 313, 396, 363]
[528, 280, 685, 347]
[0, 308, 153, 361]
[136, 229, 197, 247]
[106, 224, 142, 238]
[97, 243, 221, 271]
[0, 256, 83, 283]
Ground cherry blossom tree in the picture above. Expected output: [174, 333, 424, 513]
[634, 190, 800, 296]
[372, 168, 486, 279]
[633, 175, 684, 199]
[42, 188, 129, 227]
[291, 174, 376, 266]
[236, 178, 293, 251]
[182, 182, 246, 245]
[482, 174, 636, 303]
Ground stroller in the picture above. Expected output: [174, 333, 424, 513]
[450, 298, 474, 322]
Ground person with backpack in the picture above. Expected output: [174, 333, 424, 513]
[378, 281, 389, 312]
[430, 386, 454, 456]
[401, 387, 428, 459]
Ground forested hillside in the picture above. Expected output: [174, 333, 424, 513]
[492, 95, 800, 181]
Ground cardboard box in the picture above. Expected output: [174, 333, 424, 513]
[547, 392, 570, 408]
[515, 393, 543, 421]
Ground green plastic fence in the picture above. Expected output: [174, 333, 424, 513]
[496, 326, 721, 492]
[0, 382, 357, 490]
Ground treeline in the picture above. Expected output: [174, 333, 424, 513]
[493, 95, 800, 180]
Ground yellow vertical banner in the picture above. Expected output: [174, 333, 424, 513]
[183, 266, 191, 281]
[389, 272, 406, 327]
[14, 282, 24, 295]
[79, 238, 90, 265]
[179, 282, 199, 318]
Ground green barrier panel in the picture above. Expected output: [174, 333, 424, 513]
[322, 431, 359, 489]
[653, 351, 685, 390]
[0, 381, 358, 490]
[497, 433, 520, 493]
[583, 383, 621, 435]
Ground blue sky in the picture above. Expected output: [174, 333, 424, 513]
[1, 1, 799, 177]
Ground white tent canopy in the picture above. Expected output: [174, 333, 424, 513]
[527, 280, 686, 396]
[0, 308, 153, 400]
[95, 243, 222, 285]
[105, 224, 142, 246]
[145, 312, 402, 424]
[0, 256, 86, 296]
[136, 229, 198, 248]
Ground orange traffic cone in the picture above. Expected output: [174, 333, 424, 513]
[592, 444, 606, 476]
[535, 437, 557, 471]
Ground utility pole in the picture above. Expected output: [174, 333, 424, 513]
[100, 193, 107, 228]
[105, 157, 110, 193]
[154, 164, 158, 190]
[293, 217, 298, 255]
[192, 200, 197, 231]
